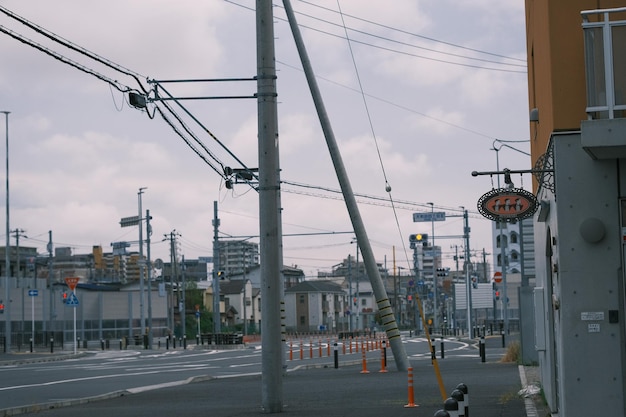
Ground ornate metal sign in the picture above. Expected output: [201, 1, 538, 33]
[477, 188, 539, 222]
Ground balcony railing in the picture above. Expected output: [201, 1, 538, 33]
[583, 7, 626, 119]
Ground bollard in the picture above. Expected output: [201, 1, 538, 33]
[501, 331, 505, 348]
[196, 334, 200, 346]
[333, 342, 339, 369]
[309, 339, 313, 359]
[342, 339, 346, 355]
[479, 336, 485, 363]
[327, 338, 331, 357]
[173, 336, 176, 349]
[404, 367, 418, 408]
[166, 337, 170, 350]
[120, 339, 123, 350]
[434, 410, 450, 417]
[451, 389, 464, 417]
[319, 338, 323, 357]
[456, 383, 469, 417]
[183, 335, 187, 350]
[101, 339, 105, 351]
[431, 339, 436, 363]
[379, 342, 388, 373]
[382, 340, 387, 369]
[289, 340, 293, 361]
[440, 337, 445, 359]
[360, 342, 370, 374]
[50, 337, 54, 353]
[299, 340, 303, 360]
[30, 338, 33, 353]
[444, 397, 459, 417]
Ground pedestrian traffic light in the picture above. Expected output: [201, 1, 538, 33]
[0, 302, 4, 314]
[495, 290, 500, 300]
[62, 292, 68, 304]
[353, 297, 357, 306]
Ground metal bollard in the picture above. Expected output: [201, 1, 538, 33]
[456, 383, 469, 417]
[433, 410, 450, 417]
[431, 339, 436, 362]
[183, 335, 187, 350]
[101, 339, 105, 350]
[333, 342, 338, 369]
[479, 336, 486, 363]
[440, 337, 445, 359]
[50, 337, 54, 353]
[501, 331, 506, 348]
[444, 397, 459, 417]
[451, 389, 465, 417]
[30, 338, 33, 353]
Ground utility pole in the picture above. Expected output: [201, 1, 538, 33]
[212, 201, 221, 334]
[463, 209, 473, 337]
[146, 209, 153, 348]
[47, 231, 54, 342]
[138, 188, 146, 338]
[12, 228, 25, 346]
[3, 110, 11, 353]
[181, 255, 186, 340]
[164, 230, 180, 336]
[283, 0, 408, 372]
[257, 0, 284, 411]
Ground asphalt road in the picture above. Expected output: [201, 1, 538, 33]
[0, 334, 526, 417]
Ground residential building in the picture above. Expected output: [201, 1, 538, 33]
[284, 280, 346, 333]
[525, 1, 626, 414]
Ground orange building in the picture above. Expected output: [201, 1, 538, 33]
[525, 1, 626, 415]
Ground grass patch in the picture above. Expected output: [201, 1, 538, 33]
[500, 340, 520, 363]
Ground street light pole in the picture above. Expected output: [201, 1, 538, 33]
[2, 111, 11, 352]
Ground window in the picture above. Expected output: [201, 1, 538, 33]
[510, 232, 518, 244]
[300, 316, 305, 325]
[299, 294, 305, 304]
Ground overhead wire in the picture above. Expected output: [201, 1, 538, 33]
[335, 0, 413, 271]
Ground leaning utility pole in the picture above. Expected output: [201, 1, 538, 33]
[257, 0, 284, 412]
[283, 0, 409, 371]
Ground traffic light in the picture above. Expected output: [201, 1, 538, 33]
[62, 292, 68, 304]
[353, 297, 357, 306]
[217, 271, 225, 280]
[0, 302, 4, 314]
[471, 275, 478, 289]
[409, 233, 428, 247]
[495, 290, 500, 300]
[436, 267, 449, 277]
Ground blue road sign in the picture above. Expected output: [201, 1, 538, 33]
[66, 292, 79, 307]
[28, 289, 39, 297]
[413, 212, 446, 222]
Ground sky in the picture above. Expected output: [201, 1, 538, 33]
[0, 0, 532, 279]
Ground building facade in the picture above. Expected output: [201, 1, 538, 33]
[525, 1, 626, 414]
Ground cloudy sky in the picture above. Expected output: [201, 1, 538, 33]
[0, 0, 531, 278]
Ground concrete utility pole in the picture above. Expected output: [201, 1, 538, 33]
[257, 0, 284, 412]
[212, 201, 221, 334]
[2, 110, 11, 352]
[138, 187, 146, 337]
[283, 0, 409, 371]
[146, 209, 153, 348]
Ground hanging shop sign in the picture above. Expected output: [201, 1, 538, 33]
[477, 188, 539, 222]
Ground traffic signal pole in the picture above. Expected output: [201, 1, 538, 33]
[283, 0, 409, 372]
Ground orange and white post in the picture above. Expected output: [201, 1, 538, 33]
[404, 367, 419, 408]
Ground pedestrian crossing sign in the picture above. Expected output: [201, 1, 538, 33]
[66, 292, 79, 307]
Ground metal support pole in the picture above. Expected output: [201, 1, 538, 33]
[212, 201, 221, 334]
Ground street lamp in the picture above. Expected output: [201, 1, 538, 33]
[2, 111, 11, 352]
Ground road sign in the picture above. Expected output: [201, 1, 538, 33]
[65, 277, 80, 291]
[28, 289, 38, 297]
[120, 215, 140, 227]
[493, 272, 503, 283]
[66, 292, 79, 307]
[413, 212, 446, 222]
